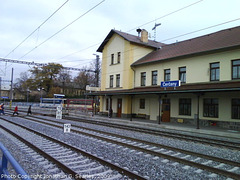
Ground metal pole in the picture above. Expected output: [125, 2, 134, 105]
[158, 95, 161, 124]
[95, 55, 100, 87]
[10, 68, 14, 109]
[0, 77, 2, 99]
[27, 90, 29, 103]
[130, 95, 133, 121]
[196, 94, 200, 129]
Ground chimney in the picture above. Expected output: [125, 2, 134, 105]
[141, 29, 148, 43]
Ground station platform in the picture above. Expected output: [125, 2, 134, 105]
[88, 115, 240, 140]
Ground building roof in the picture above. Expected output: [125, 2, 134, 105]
[132, 26, 240, 66]
[97, 29, 165, 52]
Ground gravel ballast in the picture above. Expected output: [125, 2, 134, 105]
[1, 115, 239, 179]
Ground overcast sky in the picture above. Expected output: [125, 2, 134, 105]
[0, 0, 240, 88]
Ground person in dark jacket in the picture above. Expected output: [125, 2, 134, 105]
[27, 105, 32, 115]
[1, 104, 5, 115]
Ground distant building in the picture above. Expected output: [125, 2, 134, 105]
[90, 26, 240, 130]
[54, 81, 87, 98]
[0, 88, 25, 101]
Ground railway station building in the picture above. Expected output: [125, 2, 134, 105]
[91, 26, 240, 130]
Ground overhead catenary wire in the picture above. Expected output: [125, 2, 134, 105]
[56, 0, 204, 60]
[160, 17, 240, 42]
[58, 42, 101, 60]
[4, 0, 70, 58]
[4, 0, 203, 65]
[1, 16, 239, 72]
[89, 17, 240, 68]
[2, 0, 239, 73]
[0, 57, 96, 72]
[4, 16, 238, 71]
[127, 0, 204, 33]
[19, 0, 106, 60]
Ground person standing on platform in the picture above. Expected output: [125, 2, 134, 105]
[0, 104, 3, 115]
[13, 106, 19, 116]
[27, 105, 32, 115]
[1, 104, 5, 115]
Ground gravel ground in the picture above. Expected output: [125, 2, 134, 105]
[0, 132, 52, 179]
[1, 115, 236, 180]
[35, 114, 240, 163]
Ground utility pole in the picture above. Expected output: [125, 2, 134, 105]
[0, 77, 1, 99]
[95, 55, 100, 87]
[93, 54, 100, 87]
[10, 68, 14, 109]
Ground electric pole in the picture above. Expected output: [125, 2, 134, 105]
[95, 55, 100, 87]
[10, 68, 14, 109]
[93, 54, 100, 87]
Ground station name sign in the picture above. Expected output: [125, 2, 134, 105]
[161, 80, 181, 88]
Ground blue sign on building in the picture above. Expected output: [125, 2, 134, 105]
[161, 80, 181, 88]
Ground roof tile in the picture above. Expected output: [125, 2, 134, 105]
[97, 29, 165, 52]
[132, 26, 240, 66]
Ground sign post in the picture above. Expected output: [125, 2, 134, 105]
[161, 80, 181, 89]
[63, 124, 71, 133]
[56, 105, 62, 119]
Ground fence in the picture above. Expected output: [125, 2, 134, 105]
[0, 142, 31, 180]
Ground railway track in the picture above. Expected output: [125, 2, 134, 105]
[0, 125, 71, 179]
[5, 114, 240, 179]
[0, 117, 146, 180]
[17, 107, 237, 151]
[64, 116, 240, 151]
[9, 108, 240, 150]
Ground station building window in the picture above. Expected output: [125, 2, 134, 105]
[141, 72, 146, 86]
[232, 59, 240, 79]
[116, 74, 120, 87]
[109, 75, 113, 88]
[111, 54, 114, 65]
[232, 99, 240, 119]
[203, 98, 218, 118]
[152, 71, 158, 85]
[179, 67, 186, 83]
[117, 52, 121, 63]
[140, 99, 145, 109]
[179, 98, 191, 116]
[164, 69, 170, 81]
[210, 62, 220, 81]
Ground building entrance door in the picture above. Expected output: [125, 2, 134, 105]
[162, 99, 170, 122]
[117, 98, 122, 117]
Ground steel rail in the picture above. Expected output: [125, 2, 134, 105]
[64, 116, 240, 150]
[0, 124, 84, 180]
[10, 108, 240, 148]
[0, 117, 147, 180]
[20, 115, 240, 179]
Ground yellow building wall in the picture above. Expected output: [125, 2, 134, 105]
[101, 34, 155, 91]
[99, 33, 155, 114]
[99, 31, 240, 123]
[129, 92, 240, 122]
[131, 49, 240, 122]
[132, 95, 159, 120]
[134, 49, 240, 86]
